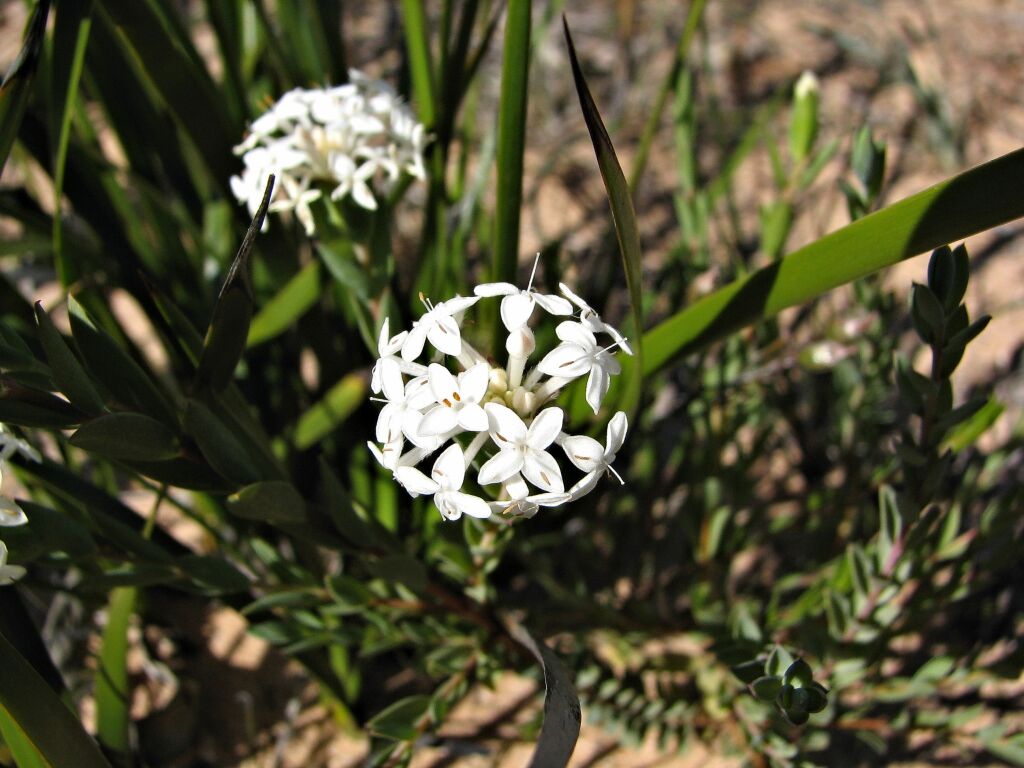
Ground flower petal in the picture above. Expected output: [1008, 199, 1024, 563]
[459, 363, 490, 401]
[376, 402, 401, 443]
[555, 320, 597, 348]
[504, 473, 530, 500]
[0, 496, 28, 527]
[473, 282, 518, 297]
[500, 292, 535, 330]
[568, 470, 601, 500]
[485, 403, 528, 444]
[440, 295, 480, 314]
[522, 448, 564, 493]
[401, 323, 428, 361]
[431, 443, 466, 490]
[377, 317, 391, 356]
[561, 434, 604, 473]
[477, 447, 524, 486]
[379, 358, 406, 402]
[396, 466, 438, 497]
[457, 403, 488, 433]
[427, 364, 458, 404]
[585, 364, 610, 414]
[606, 412, 629, 455]
[418, 404, 458, 437]
[427, 314, 463, 356]
[530, 491, 571, 507]
[533, 292, 574, 316]
[537, 343, 591, 378]
[450, 491, 492, 519]
[525, 407, 563, 449]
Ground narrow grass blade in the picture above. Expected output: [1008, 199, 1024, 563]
[628, 0, 706, 196]
[98, 0, 238, 187]
[642, 147, 1024, 375]
[95, 586, 135, 757]
[0, 632, 113, 768]
[563, 17, 644, 416]
[0, 0, 50, 175]
[292, 372, 366, 450]
[400, 0, 437, 128]
[247, 260, 322, 348]
[491, 0, 532, 287]
[50, 0, 94, 287]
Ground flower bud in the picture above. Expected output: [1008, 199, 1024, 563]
[505, 326, 536, 358]
[511, 387, 537, 415]
[488, 366, 509, 395]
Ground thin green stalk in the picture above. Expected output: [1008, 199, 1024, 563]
[628, 0, 706, 196]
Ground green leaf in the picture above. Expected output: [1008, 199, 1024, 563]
[783, 658, 814, 688]
[34, 302, 106, 415]
[70, 412, 180, 461]
[490, 0, 531, 287]
[292, 372, 366, 450]
[367, 695, 431, 742]
[227, 481, 307, 525]
[641, 147, 1024, 375]
[765, 645, 793, 677]
[910, 283, 945, 344]
[751, 675, 783, 701]
[505, 619, 581, 768]
[196, 176, 272, 392]
[13, 500, 96, 560]
[0, 381, 85, 428]
[95, 587, 135, 756]
[926, 245, 956, 310]
[247, 260, 322, 347]
[731, 658, 765, 684]
[0, 632, 112, 768]
[0, 0, 50, 175]
[177, 555, 249, 594]
[563, 17, 644, 417]
[943, 395, 1004, 452]
[183, 398, 260, 486]
[68, 295, 178, 427]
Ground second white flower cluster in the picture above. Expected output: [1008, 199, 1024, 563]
[368, 264, 631, 521]
[231, 70, 427, 235]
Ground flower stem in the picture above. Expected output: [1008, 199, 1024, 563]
[463, 430, 491, 467]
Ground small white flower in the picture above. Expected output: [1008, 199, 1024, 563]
[475, 257, 573, 330]
[395, 444, 491, 520]
[401, 295, 480, 361]
[559, 283, 632, 354]
[373, 361, 434, 445]
[0, 541, 25, 586]
[478, 404, 564, 493]
[488, 473, 570, 517]
[419, 363, 490, 436]
[537, 321, 623, 414]
[562, 411, 628, 500]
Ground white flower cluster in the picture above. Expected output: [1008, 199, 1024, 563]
[368, 260, 631, 521]
[231, 70, 427, 235]
[0, 425, 41, 585]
